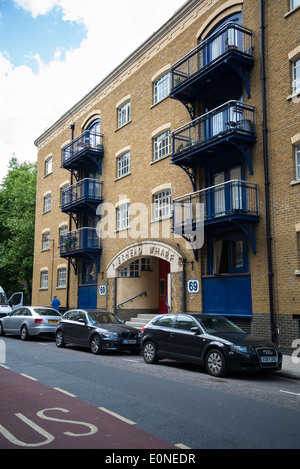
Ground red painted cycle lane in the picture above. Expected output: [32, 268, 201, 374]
[0, 366, 175, 450]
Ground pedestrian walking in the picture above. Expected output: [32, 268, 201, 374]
[51, 295, 60, 312]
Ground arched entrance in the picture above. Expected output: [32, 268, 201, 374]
[107, 241, 183, 316]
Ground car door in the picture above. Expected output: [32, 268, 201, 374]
[2, 309, 21, 332]
[150, 315, 175, 356]
[71, 311, 92, 346]
[168, 315, 205, 363]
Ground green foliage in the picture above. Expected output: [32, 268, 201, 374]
[0, 157, 37, 297]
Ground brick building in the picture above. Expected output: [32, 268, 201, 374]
[32, 0, 300, 353]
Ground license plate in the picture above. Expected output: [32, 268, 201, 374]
[122, 339, 136, 344]
[260, 356, 277, 363]
[49, 320, 58, 324]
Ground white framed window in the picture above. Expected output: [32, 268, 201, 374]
[42, 231, 50, 250]
[296, 144, 300, 180]
[117, 151, 130, 178]
[59, 225, 68, 245]
[293, 59, 300, 94]
[154, 131, 171, 161]
[117, 203, 130, 230]
[120, 258, 152, 277]
[118, 101, 131, 128]
[153, 189, 172, 220]
[291, 0, 300, 9]
[57, 267, 67, 288]
[154, 73, 170, 104]
[44, 194, 51, 213]
[45, 157, 52, 176]
[41, 271, 48, 289]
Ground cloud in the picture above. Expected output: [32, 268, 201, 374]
[0, 0, 185, 183]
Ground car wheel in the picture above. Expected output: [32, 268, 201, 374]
[56, 330, 65, 348]
[205, 348, 227, 377]
[0, 322, 4, 336]
[20, 324, 29, 341]
[90, 334, 102, 355]
[143, 341, 158, 364]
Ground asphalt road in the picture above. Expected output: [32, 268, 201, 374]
[1, 335, 299, 449]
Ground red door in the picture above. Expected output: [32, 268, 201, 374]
[159, 259, 170, 314]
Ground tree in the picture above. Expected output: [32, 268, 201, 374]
[0, 157, 37, 298]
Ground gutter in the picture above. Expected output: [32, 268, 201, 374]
[259, 0, 276, 343]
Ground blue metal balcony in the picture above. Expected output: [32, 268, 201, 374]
[60, 228, 102, 256]
[171, 22, 254, 114]
[61, 178, 103, 213]
[62, 130, 104, 172]
[172, 101, 255, 184]
[173, 180, 259, 253]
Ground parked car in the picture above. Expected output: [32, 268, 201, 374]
[0, 306, 62, 340]
[142, 313, 282, 377]
[55, 309, 142, 355]
[0, 287, 23, 318]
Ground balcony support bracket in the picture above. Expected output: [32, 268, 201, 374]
[232, 220, 256, 254]
[228, 62, 251, 98]
[232, 142, 253, 175]
[181, 233, 199, 262]
[179, 164, 197, 191]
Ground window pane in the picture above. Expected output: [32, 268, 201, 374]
[118, 151, 130, 178]
[296, 145, 300, 180]
[293, 59, 300, 93]
[117, 204, 130, 230]
[154, 73, 170, 104]
[154, 131, 170, 161]
[118, 101, 131, 128]
[153, 190, 171, 220]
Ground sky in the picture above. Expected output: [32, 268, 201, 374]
[0, 0, 186, 184]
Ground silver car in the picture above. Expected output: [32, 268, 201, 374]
[0, 306, 62, 340]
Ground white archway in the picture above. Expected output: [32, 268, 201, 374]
[106, 241, 183, 278]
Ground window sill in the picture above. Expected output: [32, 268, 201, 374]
[115, 120, 131, 132]
[284, 5, 300, 17]
[287, 91, 300, 102]
[115, 172, 131, 182]
[150, 215, 172, 223]
[150, 154, 171, 165]
[150, 95, 169, 109]
[290, 179, 300, 186]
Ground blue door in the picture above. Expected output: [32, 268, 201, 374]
[78, 285, 97, 309]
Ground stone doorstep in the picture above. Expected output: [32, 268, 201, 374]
[125, 314, 158, 330]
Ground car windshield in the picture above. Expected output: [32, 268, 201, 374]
[0, 293, 8, 305]
[34, 308, 61, 317]
[87, 312, 123, 324]
[194, 315, 245, 334]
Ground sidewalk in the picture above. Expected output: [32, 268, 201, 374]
[276, 354, 300, 380]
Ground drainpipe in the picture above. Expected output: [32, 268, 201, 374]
[66, 123, 75, 310]
[259, 0, 276, 343]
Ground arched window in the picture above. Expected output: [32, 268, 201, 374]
[87, 118, 101, 149]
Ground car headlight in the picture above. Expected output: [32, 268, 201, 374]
[102, 331, 119, 338]
[230, 344, 249, 355]
[137, 332, 142, 338]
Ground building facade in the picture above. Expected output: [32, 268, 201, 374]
[32, 0, 300, 353]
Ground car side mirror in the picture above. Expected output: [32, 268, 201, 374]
[78, 318, 87, 325]
[190, 326, 200, 335]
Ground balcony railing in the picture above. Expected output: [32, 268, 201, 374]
[60, 227, 101, 256]
[171, 22, 253, 93]
[61, 178, 103, 211]
[172, 101, 255, 161]
[173, 180, 258, 231]
[62, 130, 103, 167]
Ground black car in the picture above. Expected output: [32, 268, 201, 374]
[142, 313, 282, 377]
[56, 309, 142, 355]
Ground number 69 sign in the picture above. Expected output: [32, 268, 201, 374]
[187, 279, 200, 294]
